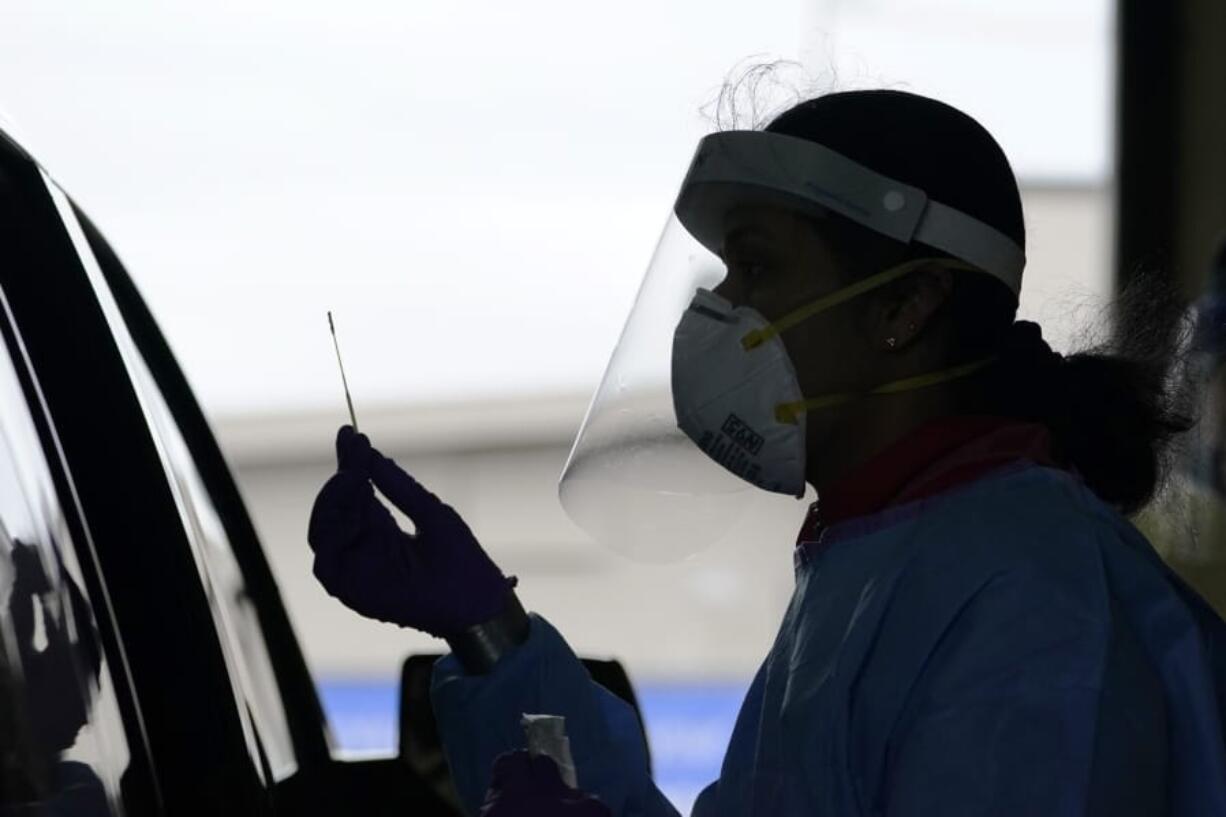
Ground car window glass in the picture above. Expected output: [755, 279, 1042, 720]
[128, 349, 297, 781]
[0, 303, 131, 814]
[40, 178, 297, 784]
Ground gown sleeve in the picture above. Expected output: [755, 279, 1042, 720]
[881, 567, 1167, 817]
[431, 614, 682, 817]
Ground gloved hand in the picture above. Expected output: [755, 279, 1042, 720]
[307, 426, 516, 638]
[479, 752, 612, 817]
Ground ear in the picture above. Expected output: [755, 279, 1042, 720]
[871, 265, 954, 352]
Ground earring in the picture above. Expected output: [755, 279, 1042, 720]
[886, 337, 897, 349]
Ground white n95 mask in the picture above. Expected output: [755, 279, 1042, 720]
[672, 288, 807, 497]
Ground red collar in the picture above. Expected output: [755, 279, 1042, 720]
[797, 415, 1060, 543]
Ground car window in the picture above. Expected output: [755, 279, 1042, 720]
[128, 348, 297, 781]
[41, 181, 297, 784]
[0, 301, 132, 814]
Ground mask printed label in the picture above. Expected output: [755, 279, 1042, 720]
[721, 413, 765, 455]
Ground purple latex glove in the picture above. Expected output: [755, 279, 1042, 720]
[479, 752, 612, 817]
[307, 426, 515, 638]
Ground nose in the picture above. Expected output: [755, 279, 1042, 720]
[713, 274, 746, 307]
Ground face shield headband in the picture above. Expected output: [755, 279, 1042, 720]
[674, 130, 1026, 296]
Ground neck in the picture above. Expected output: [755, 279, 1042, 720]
[805, 386, 961, 493]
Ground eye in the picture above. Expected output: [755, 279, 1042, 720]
[729, 261, 769, 282]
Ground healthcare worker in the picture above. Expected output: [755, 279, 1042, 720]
[308, 90, 1226, 816]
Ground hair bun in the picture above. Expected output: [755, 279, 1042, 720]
[1003, 320, 1062, 370]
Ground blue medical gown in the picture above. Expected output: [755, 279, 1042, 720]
[432, 465, 1226, 815]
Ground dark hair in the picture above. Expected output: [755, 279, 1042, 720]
[764, 90, 1193, 514]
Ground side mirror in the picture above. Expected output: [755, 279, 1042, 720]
[397, 652, 651, 794]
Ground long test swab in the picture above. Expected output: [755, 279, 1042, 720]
[327, 311, 359, 432]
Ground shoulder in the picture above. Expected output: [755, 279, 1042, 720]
[847, 469, 1130, 773]
[855, 466, 1126, 712]
[900, 465, 1131, 612]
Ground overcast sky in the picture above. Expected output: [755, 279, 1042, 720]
[0, 0, 1112, 416]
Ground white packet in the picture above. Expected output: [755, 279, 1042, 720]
[521, 713, 578, 788]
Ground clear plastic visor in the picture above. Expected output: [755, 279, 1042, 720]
[558, 214, 799, 563]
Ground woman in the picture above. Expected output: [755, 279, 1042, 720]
[307, 90, 1226, 815]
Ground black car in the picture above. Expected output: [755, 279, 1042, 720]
[0, 120, 648, 817]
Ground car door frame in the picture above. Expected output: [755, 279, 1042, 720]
[0, 130, 271, 816]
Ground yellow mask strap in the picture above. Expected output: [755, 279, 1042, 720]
[742, 258, 983, 351]
[774, 356, 996, 425]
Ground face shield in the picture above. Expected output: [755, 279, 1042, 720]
[559, 130, 1027, 563]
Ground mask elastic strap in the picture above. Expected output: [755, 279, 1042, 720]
[741, 258, 983, 351]
[774, 356, 996, 425]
